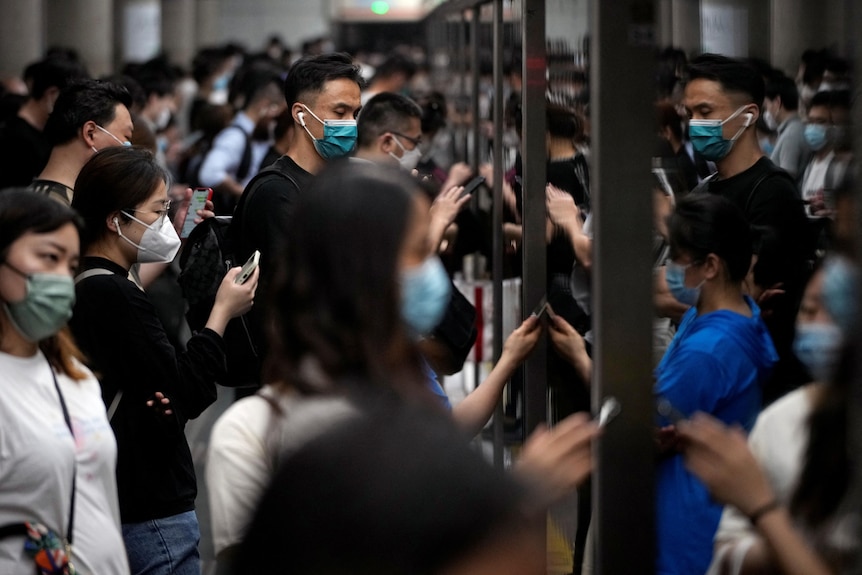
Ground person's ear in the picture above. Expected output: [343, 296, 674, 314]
[701, 253, 722, 280]
[380, 133, 396, 154]
[106, 212, 123, 233]
[292, 103, 306, 126]
[82, 121, 99, 147]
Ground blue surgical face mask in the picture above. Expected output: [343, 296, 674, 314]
[688, 105, 752, 161]
[793, 322, 843, 383]
[804, 123, 828, 151]
[213, 72, 231, 92]
[400, 256, 451, 336]
[821, 255, 859, 335]
[299, 104, 357, 160]
[665, 260, 703, 307]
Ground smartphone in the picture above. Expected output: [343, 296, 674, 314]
[656, 397, 688, 425]
[181, 188, 212, 239]
[459, 176, 486, 198]
[597, 396, 621, 428]
[235, 250, 260, 285]
[531, 295, 549, 319]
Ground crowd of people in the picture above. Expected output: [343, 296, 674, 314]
[0, 33, 858, 575]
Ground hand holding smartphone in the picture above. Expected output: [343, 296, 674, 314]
[235, 250, 260, 285]
[459, 175, 486, 198]
[181, 188, 212, 238]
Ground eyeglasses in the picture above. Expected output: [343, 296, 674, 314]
[126, 199, 172, 224]
[391, 132, 422, 147]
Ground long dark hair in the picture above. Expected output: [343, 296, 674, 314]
[263, 161, 426, 396]
[0, 189, 87, 380]
[790, 333, 854, 530]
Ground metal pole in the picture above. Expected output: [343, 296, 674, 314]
[848, 0, 862, 569]
[470, 7, 481, 171]
[491, 0, 505, 469]
[521, 0, 547, 437]
[590, 0, 657, 573]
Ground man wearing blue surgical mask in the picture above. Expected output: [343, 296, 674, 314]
[656, 53, 810, 406]
[230, 52, 363, 389]
[799, 90, 852, 218]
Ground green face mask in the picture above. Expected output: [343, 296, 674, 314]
[2, 261, 75, 342]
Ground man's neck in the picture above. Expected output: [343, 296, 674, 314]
[716, 138, 763, 180]
[37, 145, 86, 190]
[814, 147, 834, 161]
[353, 147, 397, 166]
[548, 139, 577, 160]
[285, 133, 326, 175]
[17, 100, 47, 131]
[776, 108, 794, 125]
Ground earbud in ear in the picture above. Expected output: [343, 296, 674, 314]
[112, 217, 119, 229]
[297, 111, 306, 127]
[743, 113, 753, 127]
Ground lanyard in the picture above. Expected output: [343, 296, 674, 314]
[48, 362, 76, 547]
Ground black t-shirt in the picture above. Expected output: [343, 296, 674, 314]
[232, 154, 313, 272]
[0, 115, 51, 189]
[703, 156, 811, 403]
[230, 154, 313, 374]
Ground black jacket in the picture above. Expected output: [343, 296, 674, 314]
[70, 257, 225, 523]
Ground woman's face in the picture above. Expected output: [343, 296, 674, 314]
[116, 180, 170, 251]
[398, 193, 432, 273]
[0, 224, 79, 305]
[797, 268, 833, 327]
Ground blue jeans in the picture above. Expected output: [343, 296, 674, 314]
[122, 510, 201, 575]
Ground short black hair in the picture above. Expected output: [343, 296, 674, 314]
[44, 80, 133, 146]
[668, 193, 753, 282]
[356, 92, 422, 148]
[283, 52, 363, 110]
[808, 89, 852, 116]
[687, 53, 765, 108]
[25, 57, 88, 100]
[192, 47, 231, 85]
[765, 74, 799, 111]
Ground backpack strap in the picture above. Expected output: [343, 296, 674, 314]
[74, 268, 114, 284]
[74, 266, 125, 421]
[232, 125, 254, 181]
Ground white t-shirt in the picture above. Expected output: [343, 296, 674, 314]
[0, 351, 129, 575]
[801, 151, 834, 204]
[710, 386, 857, 573]
[207, 387, 357, 556]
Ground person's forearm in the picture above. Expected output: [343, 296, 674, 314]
[451, 354, 517, 437]
[756, 508, 833, 575]
[205, 302, 231, 336]
[428, 217, 449, 252]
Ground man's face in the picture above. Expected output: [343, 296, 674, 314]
[296, 78, 361, 140]
[683, 78, 754, 142]
[386, 116, 422, 159]
[92, 104, 134, 149]
[806, 104, 831, 127]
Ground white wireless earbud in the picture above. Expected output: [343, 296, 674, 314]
[743, 113, 753, 127]
[297, 111, 306, 127]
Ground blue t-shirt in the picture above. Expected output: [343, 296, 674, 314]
[655, 296, 777, 575]
[422, 358, 452, 410]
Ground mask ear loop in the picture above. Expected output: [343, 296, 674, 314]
[727, 111, 754, 143]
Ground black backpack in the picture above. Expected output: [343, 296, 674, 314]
[178, 165, 297, 387]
